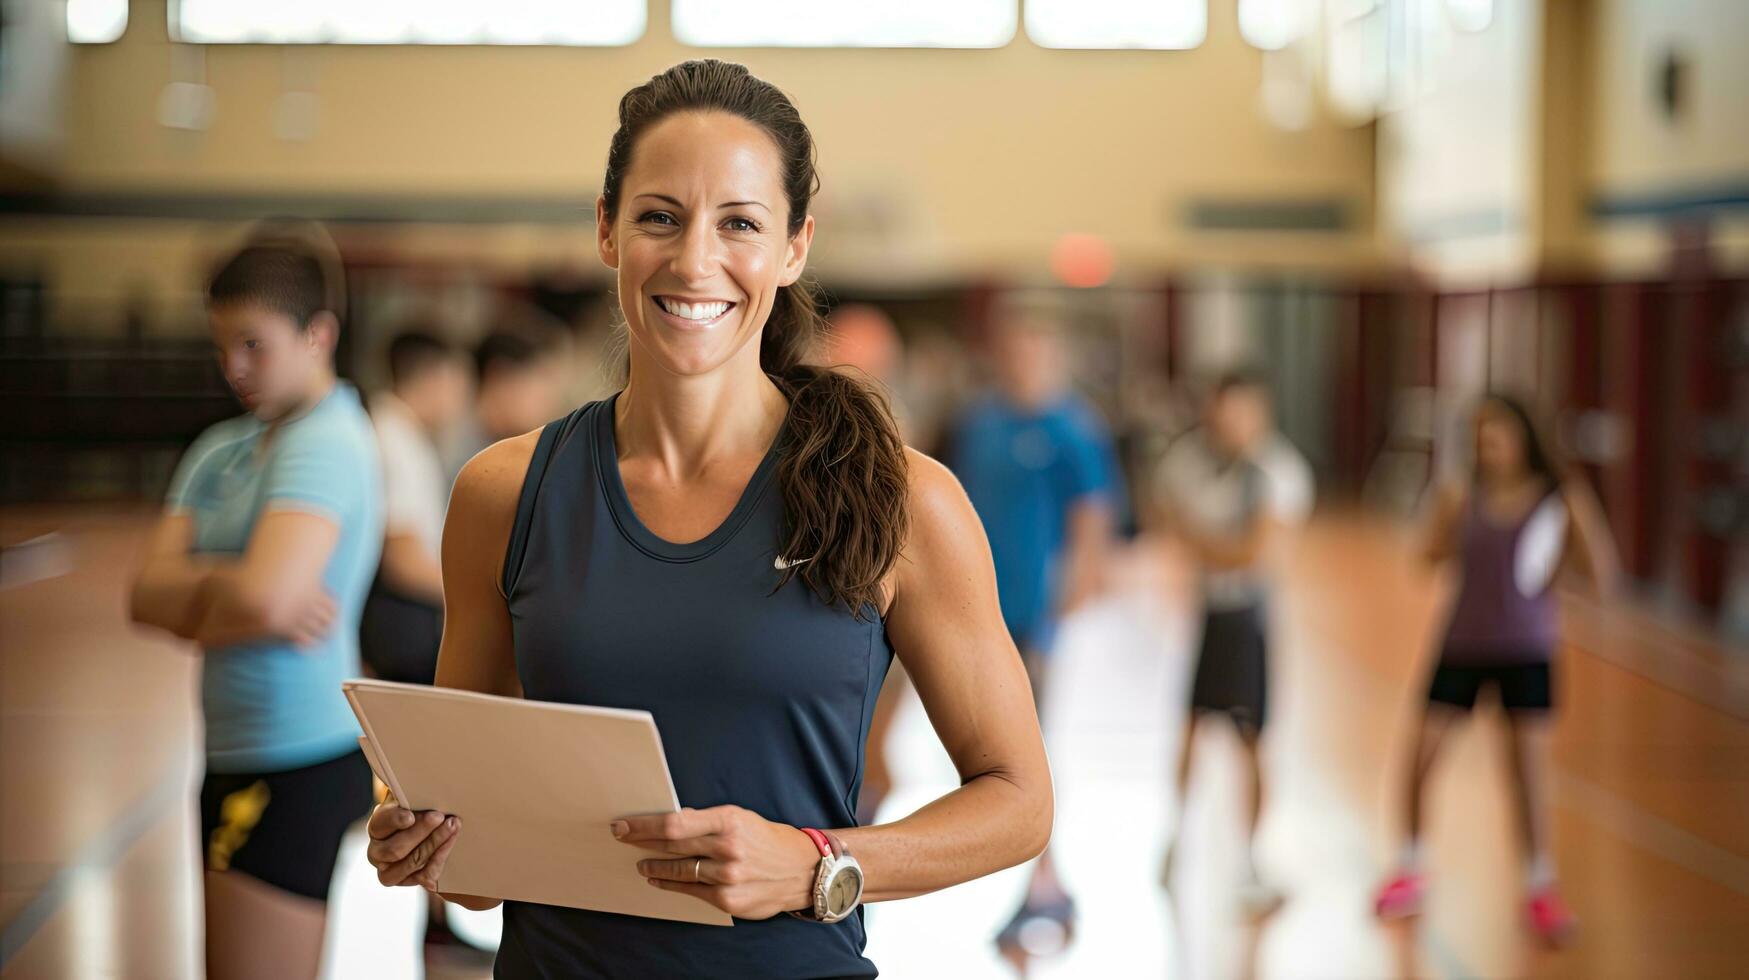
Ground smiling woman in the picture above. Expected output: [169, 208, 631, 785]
[361, 59, 1053, 979]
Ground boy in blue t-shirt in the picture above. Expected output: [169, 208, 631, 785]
[949, 311, 1122, 957]
[129, 239, 382, 978]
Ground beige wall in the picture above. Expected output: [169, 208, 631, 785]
[11, 0, 1378, 328]
[1589, 0, 1748, 195]
[1587, 0, 1749, 273]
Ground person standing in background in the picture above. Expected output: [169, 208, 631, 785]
[360, 329, 471, 686]
[127, 239, 382, 979]
[361, 328, 491, 964]
[441, 328, 567, 482]
[950, 310, 1121, 956]
[1374, 395, 1618, 945]
[822, 302, 912, 827]
[1153, 371, 1312, 913]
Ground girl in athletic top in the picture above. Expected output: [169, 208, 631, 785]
[1375, 394, 1618, 945]
[361, 60, 1052, 978]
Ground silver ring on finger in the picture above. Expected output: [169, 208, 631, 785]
[693, 857, 702, 883]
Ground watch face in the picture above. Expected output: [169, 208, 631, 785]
[826, 866, 863, 916]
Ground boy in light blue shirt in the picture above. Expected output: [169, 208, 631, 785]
[166, 380, 382, 771]
[130, 237, 382, 976]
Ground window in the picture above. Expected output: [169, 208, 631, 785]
[1325, 0, 1389, 120]
[68, 0, 128, 43]
[1238, 0, 1312, 51]
[1024, 0, 1205, 50]
[1444, 0, 1492, 33]
[671, 0, 1015, 48]
[171, 0, 645, 46]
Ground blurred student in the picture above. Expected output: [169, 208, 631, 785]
[1374, 395, 1618, 945]
[822, 303, 910, 825]
[128, 239, 382, 979]
[950, 310, 1121, 954]
[1153, 370, 1312, 911]
[442, 328, 567, 480]
[360, 330, 470, 685]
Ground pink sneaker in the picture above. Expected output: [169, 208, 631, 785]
[1526, 886, 1578, 946]
[1373, 871, 1426, 920]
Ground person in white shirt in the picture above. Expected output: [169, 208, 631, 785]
[361, 330, 471, 685]
[440, 328, 569, 486]
[1153, 370, 1313, 912]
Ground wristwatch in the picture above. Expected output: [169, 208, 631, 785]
[790, 828, 863, 924]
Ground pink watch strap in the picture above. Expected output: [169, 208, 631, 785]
[799, 827, 832, 858]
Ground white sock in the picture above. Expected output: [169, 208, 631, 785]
[1398, 840, 1424, 874]
[1525, 853, 1556, 890]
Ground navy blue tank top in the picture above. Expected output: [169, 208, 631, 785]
[495, 392, 891, 979]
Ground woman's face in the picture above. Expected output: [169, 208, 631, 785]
[209, 301, 329, 422]
[1475, 402, 1527, 478]
[597, 111, 813, 380]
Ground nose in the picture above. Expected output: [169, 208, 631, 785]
[669, 218, 720, 285]
[219, 352, 247, 387]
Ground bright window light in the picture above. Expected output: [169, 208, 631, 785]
[172, 0, 645, 46]
[68, 0, 128, 43]
[1445, 0, 1493, 32]
[671, 0, 1016, 48]
[1025, 0, 1206, 50]
[1239, 0, 1311, 51]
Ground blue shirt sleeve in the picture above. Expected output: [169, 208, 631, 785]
[165, 422, 232, 512]
[264, 427, 357, 523]
[1059, 405, 1117, 503]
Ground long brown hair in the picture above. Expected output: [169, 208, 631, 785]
[1475, 393, 1565, 489]
[600, 59, 908, 619]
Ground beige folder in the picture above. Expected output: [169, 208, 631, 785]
[342, 679, 733, 927]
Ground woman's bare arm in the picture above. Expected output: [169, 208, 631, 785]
[1561, 477, 1621, 597]
[1421, 483, 1466, 566]
[836, 448, 1053, 902]
[425, 432, 536, 908]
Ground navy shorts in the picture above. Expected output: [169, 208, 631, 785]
[1427, 660, 1554, 712]
[1189, 604, 1269, 735]
[199, 749, 374, 901]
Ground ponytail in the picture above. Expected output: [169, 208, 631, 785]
[762, 279, 908, 619]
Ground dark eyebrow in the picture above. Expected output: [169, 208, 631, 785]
[633, 193, 771, 214]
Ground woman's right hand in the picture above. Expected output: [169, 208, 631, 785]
[366, 802, 461, 891]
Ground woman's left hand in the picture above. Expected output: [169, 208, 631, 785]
[613, 805, 821, 919]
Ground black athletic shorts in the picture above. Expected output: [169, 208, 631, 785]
[1189, 603, 1268, 735]
[359, 572, 443, 685]
[199, 749, 374, 901]
[1427, 660, 1554, 712]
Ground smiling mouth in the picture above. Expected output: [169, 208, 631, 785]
[652, 296, 737, 325]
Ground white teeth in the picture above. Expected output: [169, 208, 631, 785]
[656, 297, 731, 322]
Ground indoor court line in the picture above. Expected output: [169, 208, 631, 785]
[0, 760, 184, 968]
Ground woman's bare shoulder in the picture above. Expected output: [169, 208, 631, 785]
[900, 446, 979, 548]
[449, 430, 543, 535]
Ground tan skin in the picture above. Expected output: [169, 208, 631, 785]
[127, 302, 351, 980]
[1397, 402, 1619, 889]
[366, 111, 1053, 922]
